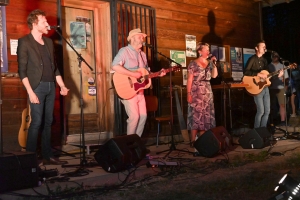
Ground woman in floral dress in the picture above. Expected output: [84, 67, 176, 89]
[186, 42, 218, 144]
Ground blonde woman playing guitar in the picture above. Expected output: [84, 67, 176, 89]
[243, 40, 283, 128]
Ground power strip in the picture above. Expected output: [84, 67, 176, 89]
[146, 160, 179, 168]
[39, 169, 58, 178]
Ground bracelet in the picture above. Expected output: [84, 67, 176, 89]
[60, 86, 66, 88]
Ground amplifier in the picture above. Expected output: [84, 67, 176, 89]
[0, 151, 39, 193]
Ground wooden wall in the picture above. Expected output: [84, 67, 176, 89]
[121, 0, 261, 132]
[2, 0, 59, 152]
[124, 0, 260, 86]
[1, 0, 262, 150]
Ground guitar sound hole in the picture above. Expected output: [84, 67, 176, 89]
[137, 77, 144, 83]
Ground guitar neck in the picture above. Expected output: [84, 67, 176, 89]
[267, 65, 291, 78]
[148, 67, 177, 78]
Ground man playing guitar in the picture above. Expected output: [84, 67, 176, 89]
[244, 40, 283, 128]
[111, 28, 166, 138]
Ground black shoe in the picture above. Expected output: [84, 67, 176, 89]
[278, 121, 289, 126]
[190, 141, 195, 148]
[43, 157, 68, 165]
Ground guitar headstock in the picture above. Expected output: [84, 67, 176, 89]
[173, 66, 181, 72]
[290, 63, 298, 69]
[174, 66, 181, 72]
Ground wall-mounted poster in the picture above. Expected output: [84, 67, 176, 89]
[218, 46, 226, 62]
[182, 69, 187, 85]
[210, 45, 219, 60]
[1, 7, 8, 73]
[185, 35, 196, 57]
[170, 50, 186, 67]
[76, 16, 92, 42]
[70, 21, 87, 49]
[230, 47, 243, 81]
[243, 48, 255, 69]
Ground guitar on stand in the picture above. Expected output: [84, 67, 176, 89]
[113, 66, 180, 99]
[243, 63, 297, 95]
[18, 100, 31, 151]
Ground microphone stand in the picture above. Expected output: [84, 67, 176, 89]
[273, 57, 296, 140]
[53, 27, 94, 171]
[153, 50, 192, 158]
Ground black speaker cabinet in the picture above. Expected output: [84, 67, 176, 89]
[0, 151, 38, 193]
[0, 0, 9, 6]
[94, 134, 147, 173]
[194, 126, 230, 158]
[238, 127, 271, 149]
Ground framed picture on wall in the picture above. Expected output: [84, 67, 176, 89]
[1, 6, 8, 73]
[170, 50, 186, 67]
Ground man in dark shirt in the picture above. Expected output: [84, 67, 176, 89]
[18, 10, 69, 165]
[244, 40, 283, 128]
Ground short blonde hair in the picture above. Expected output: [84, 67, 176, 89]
[196, 42, 209, 57]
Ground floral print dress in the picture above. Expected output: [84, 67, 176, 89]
[187, 60, 216, 131]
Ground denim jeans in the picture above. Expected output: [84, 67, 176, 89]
[26, 82, 56, 160]
[253, 87, 270, 128]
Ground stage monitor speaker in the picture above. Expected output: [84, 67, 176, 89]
[238, 127, 271, 149]
[94, 134, 147, 173]
[0, 151, 38, 193]
[0, 0, 9, 6]
[194, 126, 231, 158]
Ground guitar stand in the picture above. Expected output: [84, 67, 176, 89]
[272, 126, 299, 140]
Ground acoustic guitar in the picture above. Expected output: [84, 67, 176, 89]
[243, 63, 297, 95]
[18, 101, 31, 150]
[113, 66, 180, 99]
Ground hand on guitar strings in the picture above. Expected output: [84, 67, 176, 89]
[158, 69, 166, 77]
[131, 70, 142, 79]
[278, 69, 284, 78]
[257, 72, 268, 79]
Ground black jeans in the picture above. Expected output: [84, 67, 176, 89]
[26, 82, 56, 160]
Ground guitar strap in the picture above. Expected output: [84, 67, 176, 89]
[138, 51, 148, 70]
[139, 51, 152, 89]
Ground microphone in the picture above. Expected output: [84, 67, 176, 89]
[47, 25, 60, 30]
[266, 49, 275, 53]
[207, 54, 216, 64]
[142, 42, 153, 48]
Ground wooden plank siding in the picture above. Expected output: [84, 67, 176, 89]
[122, 0, 261, 132]
[3, 0, 60, 152]
[1, 0, 261, 150]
